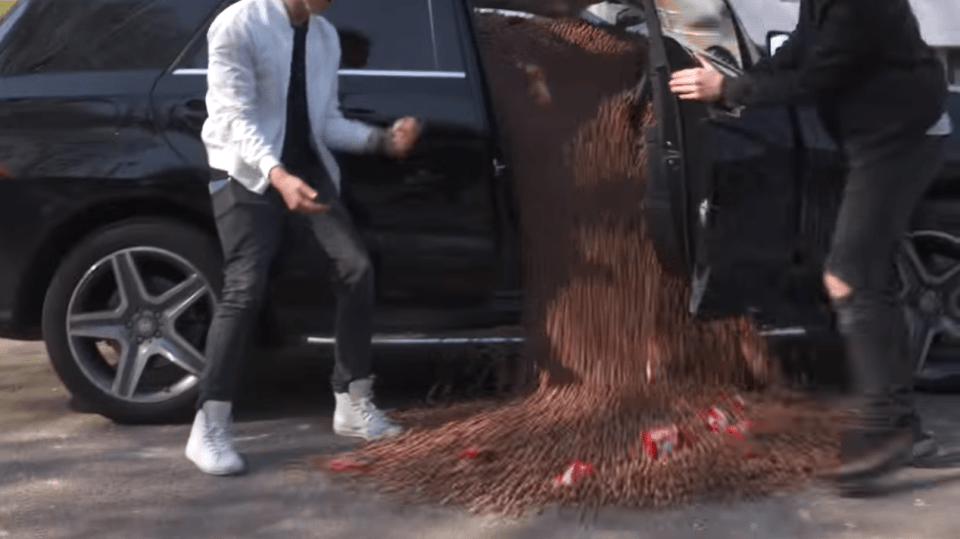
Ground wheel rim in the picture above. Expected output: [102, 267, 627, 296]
[896, 231, 960, 380]
[65, 246, 216, 404]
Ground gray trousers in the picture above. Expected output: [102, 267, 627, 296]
[198, 168, 374, 406]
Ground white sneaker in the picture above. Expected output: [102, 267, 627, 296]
[332, 378, 403, 441]
[185, 401, 246, 476]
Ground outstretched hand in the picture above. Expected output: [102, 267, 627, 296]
[669, 53, 725, 103]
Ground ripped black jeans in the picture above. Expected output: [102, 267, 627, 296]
[826, 131, 947, 432]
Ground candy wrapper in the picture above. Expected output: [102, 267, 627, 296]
[701, 406, 732, 432]
[554, 460, 595, 486]
[641, 425, 682, 460]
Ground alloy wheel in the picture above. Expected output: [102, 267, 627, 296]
[895, 230, 960, 382]
[65, 247, 215, 404]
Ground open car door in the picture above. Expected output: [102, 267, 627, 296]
[638, 0, 822, 329]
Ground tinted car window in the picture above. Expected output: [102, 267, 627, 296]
[324, 0, 438, 71]
[178, 0, 439, 72]
[174, 0, 239, 69]
[432, 0, 465, 72]
[654, 0, 743, 68]
[0, 0, 203, 75]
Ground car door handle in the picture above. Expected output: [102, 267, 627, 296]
[343, 107, 377, 120]
[182, 99, 206, 116]
[343, 107, 388, 124]
[174, 100, 207, 130]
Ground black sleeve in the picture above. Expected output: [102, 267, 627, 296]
[722, 0, 874, 107]
[750, 24, 805, 74]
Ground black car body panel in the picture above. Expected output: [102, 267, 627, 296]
[0, 0, 223, 338]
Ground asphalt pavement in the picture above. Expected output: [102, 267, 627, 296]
[2, 338, 960, 539]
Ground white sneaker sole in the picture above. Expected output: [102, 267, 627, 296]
[185, 439, 247, 476]
[333, 421, 403, 441]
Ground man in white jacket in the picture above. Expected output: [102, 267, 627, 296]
[186, 0, 420, 476]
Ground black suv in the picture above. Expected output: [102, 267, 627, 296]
[0, 0, 957, 423]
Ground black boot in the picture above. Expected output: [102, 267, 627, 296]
[832, 428, 913, 497]
[834, 424, 914, 479]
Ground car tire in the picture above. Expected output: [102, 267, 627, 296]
[897, 230, 960, 389]
[42, 218, 222, 424]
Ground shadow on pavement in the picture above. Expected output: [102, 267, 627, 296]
[233, 347, 486, 423]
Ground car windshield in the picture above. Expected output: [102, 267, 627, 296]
[653, 0, 742, 70]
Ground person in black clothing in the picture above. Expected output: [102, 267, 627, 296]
[669, 0, 953, 491]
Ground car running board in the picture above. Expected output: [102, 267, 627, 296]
[756, 326, 808, 338]
[305, 327, 525, 347]
[305, 325, 808, 347]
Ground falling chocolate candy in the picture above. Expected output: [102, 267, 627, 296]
[307, 14, 848, 516]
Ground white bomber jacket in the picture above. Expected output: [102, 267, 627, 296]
[202, 0, 384, 195]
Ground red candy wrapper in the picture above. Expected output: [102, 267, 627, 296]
[726, 419, 755, 440]
[641, 425, 681, 460]
[554, 460, 595, 486]
[701, 406, 731, 432]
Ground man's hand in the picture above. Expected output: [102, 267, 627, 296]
[387, 117, 421, 159]
[669, 55, 725, 103]
[269, 167, 329, 214]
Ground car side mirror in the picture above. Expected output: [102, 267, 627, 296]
[766, 32, 790, 57]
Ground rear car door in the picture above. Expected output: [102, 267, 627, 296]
[639, 0, 816, 329]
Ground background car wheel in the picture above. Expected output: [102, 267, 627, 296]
[896, 230, 960, 389]
[42, 218, 222, 424]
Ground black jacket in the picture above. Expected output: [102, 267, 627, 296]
[722, 0, 947, 145]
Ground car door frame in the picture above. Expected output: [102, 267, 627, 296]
[636, 0, 816, 327]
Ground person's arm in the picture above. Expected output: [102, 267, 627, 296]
[319, 31, 389, 154]
[722, 0, 873, 107]
[322, 86, 391, 154]
[749, 24, 805, 74]
[206, 16, 282, 193]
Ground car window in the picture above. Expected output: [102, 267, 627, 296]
[431, 0, 466, 72]
[654, 0, 743, 69]
[0, 0, 204, 75]
[324, 0, 438, 71]
[177, 0, 439, 72]
[174, 0, 239, 70]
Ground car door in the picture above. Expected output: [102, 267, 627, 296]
[151, 0, 503, 320]
[639, 0, 813, 328]
[320, 0, 501, 309]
